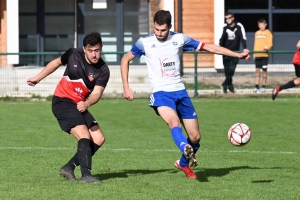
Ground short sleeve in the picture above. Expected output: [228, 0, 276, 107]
[60, 48, 75, 65]
[95, 64, 110, 88]
[130, 38, 145, 58]
[182, 34, 202, 51]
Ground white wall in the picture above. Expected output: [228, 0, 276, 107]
[214, 0, 224, 70]
[7, 0, 19, 64]
[163, 0, 175, 31]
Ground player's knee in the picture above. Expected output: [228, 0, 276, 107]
[90, 132, 105, 146]
[294, 78, 300, 85]
[96, 136, 105, 146]
[189, 133, 201, 143]
[74, 132, 91, 140]
[70, 125, 91, 140]
[168, 120, 181, 129]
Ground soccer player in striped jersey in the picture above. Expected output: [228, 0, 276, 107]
[27, 32, 110, 183]
[120, 10, 250, 179]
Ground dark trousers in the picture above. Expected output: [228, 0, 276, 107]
[222, 56, 239, 91]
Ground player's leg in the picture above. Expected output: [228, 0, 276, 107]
[65, 127, 104, 167]
[156, 106, 189, 153]
[150, 91, 189, 154]
[174, 93, 199, 179]
[52, 97, 79, 180]
[52, 97, 100, 183]
[157, 105, 197, 179]
[89, 125, 105, 156]
[150, 91, 196, 178]
[180, 119, 200, 166]
[176, 95, 200, 167]
[272, 64, 300, 100]
[66, 112, 104, 183]
[64, 112, 104, 170]
[70, 125, 101, 183]
[294, 64, 300, 86]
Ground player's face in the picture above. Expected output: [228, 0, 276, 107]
[258, 22, 267, 31]
[154, 22, 170, 41]
[83, 44, 102, 64]
[225, 15, 234, 25]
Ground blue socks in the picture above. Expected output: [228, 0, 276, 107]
[179, 138, 200, 167]
[171, 127, 188, 153]
[171, 127, 201, 167]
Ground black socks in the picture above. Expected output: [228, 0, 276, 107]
[67, 140, 101, 172]
[77, 138, 92, 175]
[280, 80, 296, 90]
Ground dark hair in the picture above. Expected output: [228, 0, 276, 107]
[153, 10, 172, 28]
[258, 18, 267, 23]
[225, 12, 234, 18]
[83, 32, 102, 47]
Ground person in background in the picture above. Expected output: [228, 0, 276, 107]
[219, 12, 249, 94]
[272, 39, 300, 100]
[253, 18, 273, 93]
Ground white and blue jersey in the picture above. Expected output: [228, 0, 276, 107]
[131, 31, 204, 93]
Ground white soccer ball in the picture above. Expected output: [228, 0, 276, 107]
[228, 123, 251, 146]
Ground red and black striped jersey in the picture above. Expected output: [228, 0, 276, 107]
[53, 48, 110, 103]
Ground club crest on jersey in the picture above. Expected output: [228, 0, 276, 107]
[88, 73, 94, 81]
[173, 42, 178, 46]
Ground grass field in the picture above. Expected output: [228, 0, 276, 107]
[0, 97, 300, 200]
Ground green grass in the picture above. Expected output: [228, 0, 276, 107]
[0, 98, 300, 199]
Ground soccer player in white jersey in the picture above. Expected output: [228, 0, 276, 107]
[120, 10, 250, 179]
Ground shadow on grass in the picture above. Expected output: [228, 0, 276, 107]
[194, 166, 278, 182]
[93, 166, 279, 182]
[252, 180, 273, 183]
[94, 169, 174, 181]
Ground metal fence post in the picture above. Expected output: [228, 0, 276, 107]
[194, 52, 198, 97]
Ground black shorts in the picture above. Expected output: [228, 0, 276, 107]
[52, 96, 98, 133]
[294, 63, 300, 77]
[255, 57, 269, 70]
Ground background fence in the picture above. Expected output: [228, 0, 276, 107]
[0, 51, 298, 98]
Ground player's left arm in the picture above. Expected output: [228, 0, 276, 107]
[203, 44, 251, 61]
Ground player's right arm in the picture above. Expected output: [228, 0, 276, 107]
[27, 48, 75, 87]
[27, 57, 62, 86]
[120, 51, 136, 101]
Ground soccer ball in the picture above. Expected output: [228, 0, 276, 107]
[228, 123, 251, 146]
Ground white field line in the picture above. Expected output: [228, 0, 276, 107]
[0, 146, 298, 155]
